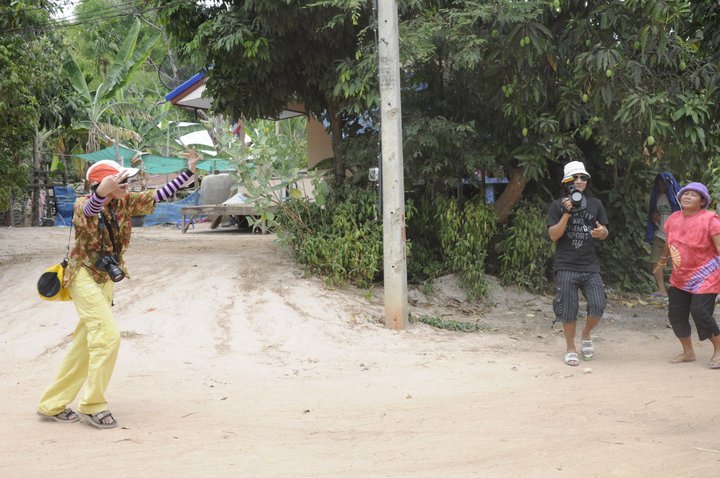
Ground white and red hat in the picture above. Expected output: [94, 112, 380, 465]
[86, 160, 139, 186]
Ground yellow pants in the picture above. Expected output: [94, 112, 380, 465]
[38, 267, 120, 416]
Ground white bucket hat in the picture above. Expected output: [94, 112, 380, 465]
[562, 161, 591, 182]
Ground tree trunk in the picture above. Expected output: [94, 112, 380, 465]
[493, 167, 528, 224]
[325, 98, 344, 183]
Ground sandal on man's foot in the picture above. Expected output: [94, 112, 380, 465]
[564, 352, 580, 366]
[80, 410, 118, 429]
[581, 339, 594, 361]
[37, 408, 80, 423]
[709, 357, 720, 369]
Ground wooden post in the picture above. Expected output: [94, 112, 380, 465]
[377, 0, 408, 330]
[115, 131, 121, 166]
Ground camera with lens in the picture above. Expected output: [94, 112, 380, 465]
[96, 253, 125, 282]
[566, 185, 586, 212]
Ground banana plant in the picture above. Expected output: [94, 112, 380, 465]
[64, 17, 161, 152]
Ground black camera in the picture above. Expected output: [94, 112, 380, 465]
[567, 185, 586, 212]
[96, 253, 125, 282]
[568, 186, 583, 206]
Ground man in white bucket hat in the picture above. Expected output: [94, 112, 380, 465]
[561, 161, 590, 182]
[547, 161, 610, 366]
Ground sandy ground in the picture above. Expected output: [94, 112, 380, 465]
[1, 224, 719, 478]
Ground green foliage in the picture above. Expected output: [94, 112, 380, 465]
[703, 155, 720, 206]
[386, 0, 720, 205]
[411, 315, 489, 333]
[155, 0, 373, 179]
[277, 188, 383, 288]
[405, 195, 446, 282]
[65, 0, 166, 93]
[597, 180, 655, 293]
[214, 115, 322, 232]
[0, 39, 36, 209]
[0, 156, 31, 212]
[338, 116, 380, 184]
[64, 17, 161, 152]
[498, 199, 553, 292]
[0, 1, 81, 210]
[437, 196, 498, 300]
[60, 1, 196, 158]
[157, 0, 369, 117]
[389, 0, 720, 292]
[403, 115, 489, 193]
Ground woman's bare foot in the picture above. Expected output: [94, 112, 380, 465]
[669, 353, 696, 364]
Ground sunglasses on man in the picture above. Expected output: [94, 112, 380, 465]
[572, 174, 589, 181]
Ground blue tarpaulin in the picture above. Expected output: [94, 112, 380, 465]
[142, 189, 201, 226]
[51, 186, 201, 228]
[53, 186, 76, 227]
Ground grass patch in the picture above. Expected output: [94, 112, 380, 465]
[411, 315, 489, 333]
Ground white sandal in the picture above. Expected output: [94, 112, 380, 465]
[564, 352, 580, 366]
[581, 339, 594, 360]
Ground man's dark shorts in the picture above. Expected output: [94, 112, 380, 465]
[553, 270, 607, 324]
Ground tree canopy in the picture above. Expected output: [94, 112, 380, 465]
[155, 1, 719, 211]
[0, 0, 81, 210]
[391, 0, 720, 221]
[154, 0, 373, 180]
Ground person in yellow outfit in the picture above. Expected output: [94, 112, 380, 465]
[37, 149, 200, 428]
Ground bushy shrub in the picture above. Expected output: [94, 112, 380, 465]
[498, 199, 553, 293]
[278, 187, 499, 297]
[276, 188, 383, 287]
[405, 196, 447, 282]
[598, 180, 655, 293]
[436, 196, 497, 300]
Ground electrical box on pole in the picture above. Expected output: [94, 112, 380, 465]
[377, 0, 408, 330]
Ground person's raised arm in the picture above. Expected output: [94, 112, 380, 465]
[153, 148, 201, 203]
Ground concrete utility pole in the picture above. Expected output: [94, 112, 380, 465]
[377, 0, 408, 330]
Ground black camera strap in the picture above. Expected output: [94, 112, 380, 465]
[62, 219, 73, 267]
[99, 205, 122, 256]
